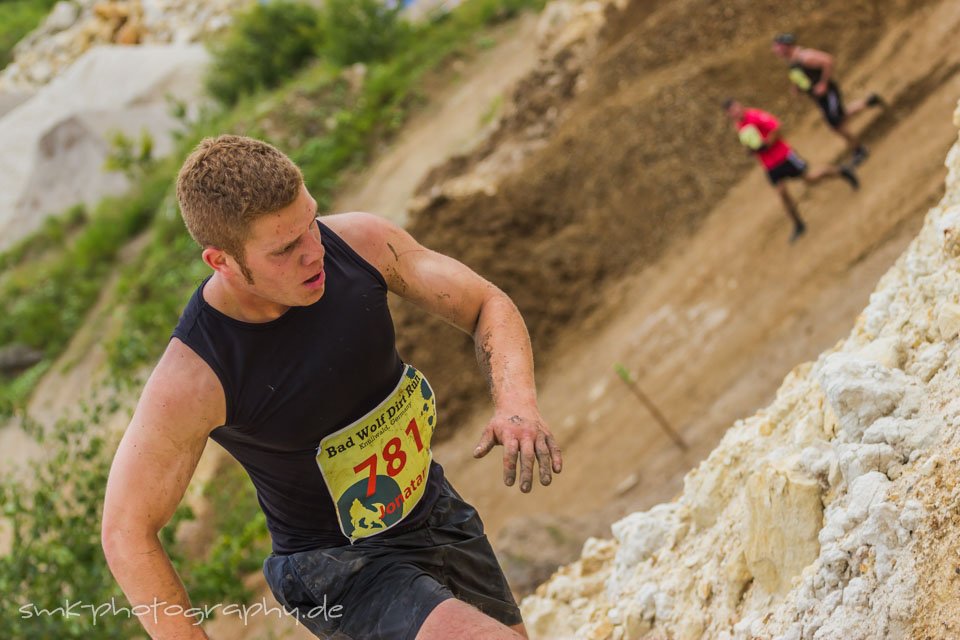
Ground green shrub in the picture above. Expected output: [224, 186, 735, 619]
[0, 359, 51, 417]
[0, 204, 87, 272]
[107, 210, 206, 376]
[0, 407, 182, 639]
[103, 129, 155, 180]
[205, 1, 325, 106]
[0, 403, 266, 638]
[0, 0, 58, 71]
[0, 170, 169, 364]
[321, 0, 409, 66]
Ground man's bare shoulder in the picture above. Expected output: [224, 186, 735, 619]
[136, 338, 226, 436]
[321, 211, 406, 271]
[796, 47, 831, 66]
[323, 211, 393, 249]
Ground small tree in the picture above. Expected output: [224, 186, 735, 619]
[206, 1, 324, 106]
[322, 0, 409, 66]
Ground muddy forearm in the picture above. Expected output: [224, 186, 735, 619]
[473, 290, 538, 412]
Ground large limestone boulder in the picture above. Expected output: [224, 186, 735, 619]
[0, 44, 208, 251]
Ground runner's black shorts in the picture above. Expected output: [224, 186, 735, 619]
[263, 479, 522, 640]
[766, 151, 808, 185]
[813, 83, 846, 128]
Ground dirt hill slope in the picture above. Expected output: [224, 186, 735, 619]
[423, 0, 960, 598]
[521, 94, 960, 638]
[392, 0, 944, 434]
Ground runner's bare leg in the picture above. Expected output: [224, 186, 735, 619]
[832, 122, 861, 153]
[417, 599, 525, 639]
[804, 165, 841, 184]
[844, 96, 871, 118]
[776, 183, 804, 228]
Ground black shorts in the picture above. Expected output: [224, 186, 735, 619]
[766, 152, 808, 185]
[263, 479, 521, 640]
[814, 84, 846, 128]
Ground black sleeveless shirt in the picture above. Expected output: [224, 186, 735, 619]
[790, 61, 838, 95]
[172, 220, 444, 554]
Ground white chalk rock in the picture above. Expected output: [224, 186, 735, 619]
[742, 462, 823, 595]
[836, 442, 900, 485]
[816, 353, 916, 442]
[608, 503, 686, 597]
[861, 416, 940, 457]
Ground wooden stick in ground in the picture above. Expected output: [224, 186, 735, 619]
[614, 363, 688, 451]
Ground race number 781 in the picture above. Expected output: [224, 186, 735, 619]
[352, 418, 425, 497]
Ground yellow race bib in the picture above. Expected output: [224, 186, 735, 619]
[738, 124, 763, 151]
[789, 67, 812, 92]
[317, 365, 437, 542]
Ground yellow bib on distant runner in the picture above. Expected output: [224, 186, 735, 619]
[317, 365, 437, 542]
[738, 124, 763, 151]
[789, 67, 812, 92]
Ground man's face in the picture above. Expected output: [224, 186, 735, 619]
[725, 101, 743, 122]
[771, 42, 792, 59]
[234, 184, 327, 308]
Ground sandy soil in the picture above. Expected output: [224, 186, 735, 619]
[430, 0, 960, 586]
[330, 13, 541, 224]
[393, 0, 946, 434]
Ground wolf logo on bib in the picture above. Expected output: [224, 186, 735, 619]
[317, 365, 437, 542]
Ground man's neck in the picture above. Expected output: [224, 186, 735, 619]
[203, 273, 291, 323]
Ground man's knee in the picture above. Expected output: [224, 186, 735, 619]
[417, 598, 524, 640]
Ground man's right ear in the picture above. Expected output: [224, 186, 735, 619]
[202, 247, 229, 274]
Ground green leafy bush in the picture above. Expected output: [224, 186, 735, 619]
[107, 202, 207, 376]
[0, 403, 267, 638]
[0, 407, 175, 639]
[321, 0, 409, 66]
[0, 204, 87, 272]
[0, 0, 58, 71]
[205, 0, 325, 106]
[104, 129, 156, 180]
[0, 172, 168, 361]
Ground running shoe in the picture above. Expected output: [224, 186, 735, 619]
[840, 165, 860, 190]
[790, 222, 807, 244]
[852, 145, 869, 166]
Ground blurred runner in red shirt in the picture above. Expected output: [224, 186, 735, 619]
[724, 99, 859, 243]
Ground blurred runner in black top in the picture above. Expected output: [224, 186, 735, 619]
[772, 33, 885, 166]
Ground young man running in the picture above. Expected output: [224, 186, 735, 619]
[724, 99, 859, 243]
[771, 33, 884, 166]
[101, 135, 563, 640]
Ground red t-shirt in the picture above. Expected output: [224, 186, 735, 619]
[738, 109, 792, 169]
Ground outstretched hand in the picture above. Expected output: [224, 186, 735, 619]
[473, 411, 562, 492]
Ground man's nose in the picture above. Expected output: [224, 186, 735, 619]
[303, 231, 324, 264]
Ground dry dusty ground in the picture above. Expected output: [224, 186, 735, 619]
[433, 0, 960, 593]
[330, 13, 541, 224]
